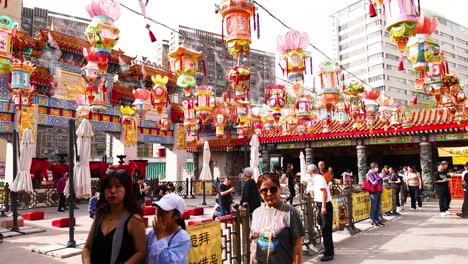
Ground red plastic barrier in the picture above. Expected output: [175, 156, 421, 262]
[22, 211, 45, 221]
[52, 217, 75, 228]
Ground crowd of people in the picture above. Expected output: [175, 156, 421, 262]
[72, 156, 468, 264]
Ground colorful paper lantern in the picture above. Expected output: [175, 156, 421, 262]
[343, 80, 365, 125]
[217, 0, 256, 58]
[377, 96, 395, 131]
[406, 15, 438, 74]
[132, 87, 151, 117]
[10, 59, 35, 109]
[277, 30, 310, 77]
[151, 75, 169, 115]
[194, 85, 214, 124]
[158, 114, 172, 131]
[169, 45, 202, 96]
[363, 89, 380, 131]
[334, 97, 349, 126]
[317, 60, 341, 117]
[228, 65, 250, 102]
[215, 114, 226, 138]
[85, 0, 121, 57]
[182, 99, 198, 136]
[0, 16, 17, 74]
[265, 84, 287, 121]
[383, 0, 420, 51]
[75, 96, 91, 118]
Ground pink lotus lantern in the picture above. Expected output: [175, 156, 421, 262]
[194, 85, 214, 124]
[132, 88, 151, 117]
[277, 30, 310, 78]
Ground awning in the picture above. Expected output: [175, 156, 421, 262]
[438, 147, 468, 157]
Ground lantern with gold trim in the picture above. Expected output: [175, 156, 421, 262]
[363, 89, 380, 131]
[402, 109, 413, 129]
[85, 0, 121, 60]
[317, 60, 341, 114]
[75, 96, 91, 118]
[169, 45, 203, 96]
[265, 84, 287, 123]
[10, 59, 35, 109]
[425, 51, 446, 107]
[377, 96, 394, 131]
[343, 80, 365, 126]
[227, 65, 250, 102]
[334, 96, 349, 126]
[158, 114, 172, 131]
[120, 105, 137, 146]
[277, 30, 310, 79]
[0, 16, 17, 74]
[182, 99, 197, 136]
[151, 75, 169, 115]
[406, 15, 437, 74]
[216, 0, 256, 58]
[132, 87, 151, 118]
[194, 85, 214, 124]
[383, 0, 420, 51]
[214, 114, 227, 138]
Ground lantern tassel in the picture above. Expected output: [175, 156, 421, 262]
[312, 76, 316, 93]
[253, 7, 256, 31]
[257, 13, 260, 39]
[446, 62, 450, 74]
[146, 24, 157, 42]
[167, 61, 171, 73]
[202, 60, 207, 76]
[221, 19, 224, 43]
[369, 1, 377, 18]
[278, 63, 284, 76]
[303, 58, 307, 74]
[309, 57, 313, 75]
[398, 56, 404, 71]
[412, 94, 418, 105]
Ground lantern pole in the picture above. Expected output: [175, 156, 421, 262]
[67, 119, 76, 248]
[10, 128, 19, 232]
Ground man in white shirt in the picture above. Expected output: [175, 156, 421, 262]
[306, 164, 334, 262]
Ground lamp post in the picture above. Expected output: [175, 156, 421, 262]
[10, 130, 19, 232]
[67, 119, 76, 248]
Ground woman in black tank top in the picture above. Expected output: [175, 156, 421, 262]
[82, 169, 146, 264]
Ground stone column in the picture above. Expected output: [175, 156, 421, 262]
[193, 152, 200, 180]
[305, 147, 313, 165]
[420, 141, 434, 197]
[357, 145, 368, 184]
[262, 146, 270, 173]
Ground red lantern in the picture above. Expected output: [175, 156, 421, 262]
[151, 75, 169, 115]
[265, 84, 287, 114]
[194, 86, 214, 124]
[132, 88, 151, 117]
[217, 0, 256, 58]
[158, 114, 172, 131]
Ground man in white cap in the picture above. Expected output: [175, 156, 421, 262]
[146, 193, 191, 263]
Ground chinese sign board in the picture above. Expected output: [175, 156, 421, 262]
[187, 221, 222, 264]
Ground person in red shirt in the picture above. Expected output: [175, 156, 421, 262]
[56, 173, 68, 212]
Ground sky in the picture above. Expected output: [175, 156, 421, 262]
[22, 0, 468, 89]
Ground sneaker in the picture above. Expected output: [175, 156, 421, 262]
[396, 207, 402, 212]
[377, 221, 385, 226]
[320, 255, 334, 262]
[57, 209, 64, 212]
[370, 221, 376, 226]
[445, 211, 451, 215]
[440, 212, 447, 217]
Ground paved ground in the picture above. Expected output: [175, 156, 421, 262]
[0, 196, 467, 263]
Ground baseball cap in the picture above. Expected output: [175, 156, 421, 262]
[154, 193, 186, 215]
[243, 167, 253, 177]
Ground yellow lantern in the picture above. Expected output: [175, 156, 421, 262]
[151, 75, 169, 115]
[169, 46, 203, 96]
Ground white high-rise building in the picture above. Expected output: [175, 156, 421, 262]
[330, 0, 468, 105]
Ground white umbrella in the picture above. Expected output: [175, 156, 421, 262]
[10, 129, 34, 192]
[199, 141, 212, 181]
[73, 119, 94, 198]
[299, 151, 308, 184]
[249, 134, 261, 181]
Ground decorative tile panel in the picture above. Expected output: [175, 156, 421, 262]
[138, 134, 174, 145]
[0, 121, 14, 133]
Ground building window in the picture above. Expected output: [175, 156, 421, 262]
[440, 32, 454, 40]
[375, 86, 386, 91]
[369, 74, 385, 82]
[367, 30, 382, 40]
[386, 64, 398, 71]
[367, 42, 382, 50]
[385, 53, 399, 61]
[445, 52, 456, 59]
[388, 86, 407, 95]
[368, 52, 384, 61]
[368, 63, 384, 72]
[387, 75, 406, 84]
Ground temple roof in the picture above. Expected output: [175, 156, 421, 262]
[186, 108, 468, 152]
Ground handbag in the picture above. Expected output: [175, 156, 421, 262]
[362, 179, 377, 193]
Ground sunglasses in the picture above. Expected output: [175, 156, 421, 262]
[259, 186, 279, 195]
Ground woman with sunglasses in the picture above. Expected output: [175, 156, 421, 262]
[145, 193, 191, 264]
[82, 169, 146, 264]
[250, 174, 305, 264]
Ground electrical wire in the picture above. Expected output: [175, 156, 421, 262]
[253, 0, 375, 90]
[119, 3, 186, 39]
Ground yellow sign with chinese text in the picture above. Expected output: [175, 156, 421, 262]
[352, 192, 370, 222]
[453, 156, 468, 165]
[187, 221, 222, 264]
[380, 187, 393, 213]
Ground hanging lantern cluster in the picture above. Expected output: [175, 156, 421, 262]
[183, 99, 198, 138]
[316, 60, 341, 131]
[10, 59, 36, 109]
[169, 45, 203, 97]
[343, 80, 365, 129]
[377, 96, 395, 131]
[194, 85, 214, 124]
[82, 0, 121, 113]
[0, 16, 16, 74]
[363, 90, 380, 132]
[277, 30, 311, 85]
[235, 101, 251, 138]
[216, 0, 257, 58]
[295, 94, 314, 132]
[227, 65, 250, 102]
[151, 75, 169, 115]
[406, 15, 438, 76]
